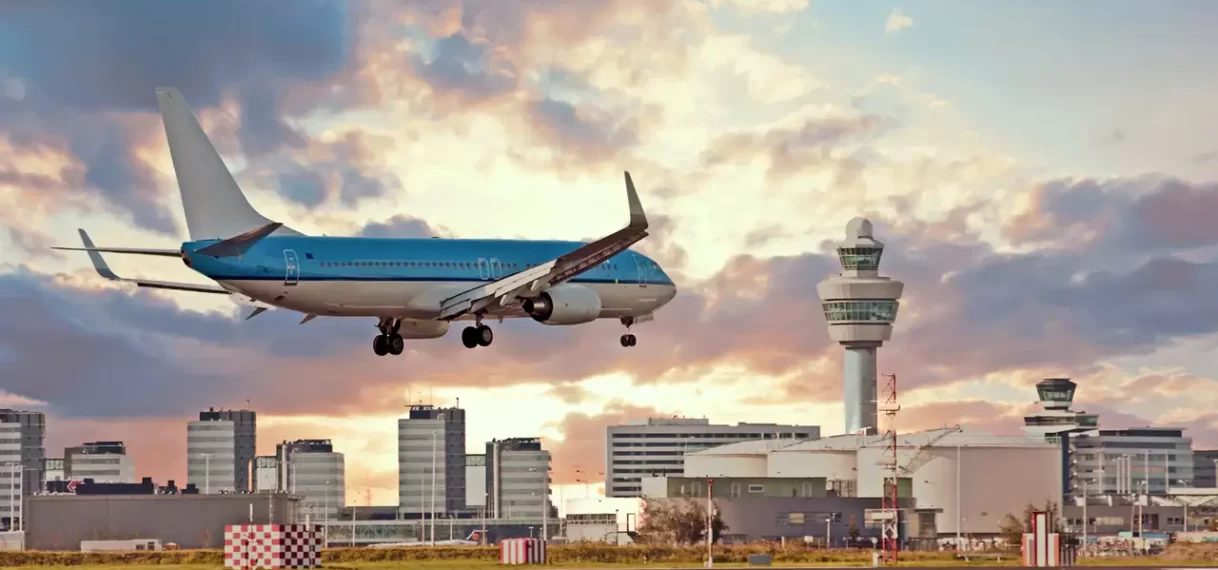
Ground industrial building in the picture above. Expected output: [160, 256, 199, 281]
[816, 218, 904, 436]
[604, 417, 819, 497]
[63, 441, 136, 483]
[24, 488, 300, 550]
[276, 439, 345, 520]
[485, 438, 551, 522]
[186, 408, 256, 493]
[398, 404, 466, 515]
[669, 426, 1061, 537]
[1074, 427, 1194, 497]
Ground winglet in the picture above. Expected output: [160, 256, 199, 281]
[78, 229, 121, 281]
[624, 171, 648, 230]
[196, 222, 284, 258]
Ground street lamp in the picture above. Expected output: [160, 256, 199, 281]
[200, 453, 214, 494]
[430, 429, 437, 546]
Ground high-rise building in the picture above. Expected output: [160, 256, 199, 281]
[397, 405, 466, 516]
[1, 418, 23, 528]
[0, 409, 46, 497]
[604, 418, 820, 497]
[816, 218, 905, 436]
[277, 440, 345, 519]
[254, 456, 278, 492]
[486, 438, 550, 522]
[64, 441, 136, 483]
[187, 408, 256, 493]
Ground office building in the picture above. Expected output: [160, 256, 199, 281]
[1, 418, 21, 528]
[816, 218, 905, 436]
[0, 409, 46, 496]
[1193, 450, 1218, 488]
[1021, 378, 1099, 496]
[254, 456, 278, 492]
[277, 439, 345, 519]
[466, 454, 486, 508]
[43, 458, 64, 483]
[64, 441, 136, 483]
[397, 405, 466, 515]
[186, 408, 256, 493]
[486, 438, 550, 521]
[605, 417, 820, 497]
[1072, 427, 1194, 496]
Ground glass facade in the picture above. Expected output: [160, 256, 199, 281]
[822, 300, 899, 323]
[837, 247, 882, 270]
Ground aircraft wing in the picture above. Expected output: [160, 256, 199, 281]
[73, 229, 231, 295]
[438, 171, 649, 320]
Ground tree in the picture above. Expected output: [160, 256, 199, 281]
[635, 497, 729, 545]
[998, 500, 1060, 546]
[848, 514, 860, 542]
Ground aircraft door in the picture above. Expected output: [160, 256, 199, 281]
[489, 258, 503, 279]
[284, 249, 300, 286]
[634, 256, 649, 287]
[476, 257, 489, 280]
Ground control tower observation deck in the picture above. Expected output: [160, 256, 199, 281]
[816, 218, 904, 436]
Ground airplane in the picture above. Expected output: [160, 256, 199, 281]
[54, 87, 678, 356]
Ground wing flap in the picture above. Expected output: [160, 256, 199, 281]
[438, 171, 650, 321]
[75, 229, 230, 295]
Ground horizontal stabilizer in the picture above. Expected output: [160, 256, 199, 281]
[196, 222, 283, 257]
[75, 229, 230, 295]
[51, 245, 180, 257]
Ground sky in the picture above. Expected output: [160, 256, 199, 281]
[3, 0, 1218, 507]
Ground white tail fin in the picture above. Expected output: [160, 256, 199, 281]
[155, 87, 301, 240]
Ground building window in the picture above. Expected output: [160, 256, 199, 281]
[747, 484, 764, 493]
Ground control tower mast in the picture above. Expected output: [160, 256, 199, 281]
[816, 218, 905, 436]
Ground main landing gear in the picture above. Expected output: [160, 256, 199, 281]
[620, 316, 638, 348]
[373, 318, 405, 356]
[461, 316, 493, 349]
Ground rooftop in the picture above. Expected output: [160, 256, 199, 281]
[690, 426, 1055, 456]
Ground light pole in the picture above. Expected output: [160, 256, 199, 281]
[529, 467, 549, 542]
[705, 477, 714, 569]
[956, 443, 962, 552]
[825, 515, 832, 547]
[430, 429, 437, 546]
[201, 453, 214, 494]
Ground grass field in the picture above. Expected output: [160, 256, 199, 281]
[5, 543, 1218, 568]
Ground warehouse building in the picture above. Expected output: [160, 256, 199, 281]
[671, 426, 1060, 537]
[25, 490, 300, 550]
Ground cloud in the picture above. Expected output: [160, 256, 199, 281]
[711, 0, 810, 15]
[885, 8, 914, 34]
[359, 215, 446, 239]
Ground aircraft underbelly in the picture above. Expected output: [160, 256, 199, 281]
[219, 280, 671, 319]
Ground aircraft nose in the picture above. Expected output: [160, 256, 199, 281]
[663, 285, 677, 303]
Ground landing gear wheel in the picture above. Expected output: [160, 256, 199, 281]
[462, 326, 479, 349]
[477, 325, 494, 347]
[620, 333, 636, 347]
[388, 334, 404, 355]
[373, 335, 389, 356]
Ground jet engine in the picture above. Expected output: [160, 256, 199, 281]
[520, 284, 602, 325]
[398, 319, 450, 339]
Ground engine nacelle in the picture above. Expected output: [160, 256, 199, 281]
[398, 319, 450, 339]
[520, 284, 602, 325]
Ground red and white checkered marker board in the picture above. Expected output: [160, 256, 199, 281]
[225, 524, 324, 569]
[499, 537, 546, 565]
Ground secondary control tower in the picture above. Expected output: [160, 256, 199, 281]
[816, 218, 904, 436]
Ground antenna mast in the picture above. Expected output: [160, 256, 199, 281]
[878, 373, 901, 565]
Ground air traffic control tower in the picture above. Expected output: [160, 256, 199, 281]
[817, 218, 904, 436]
